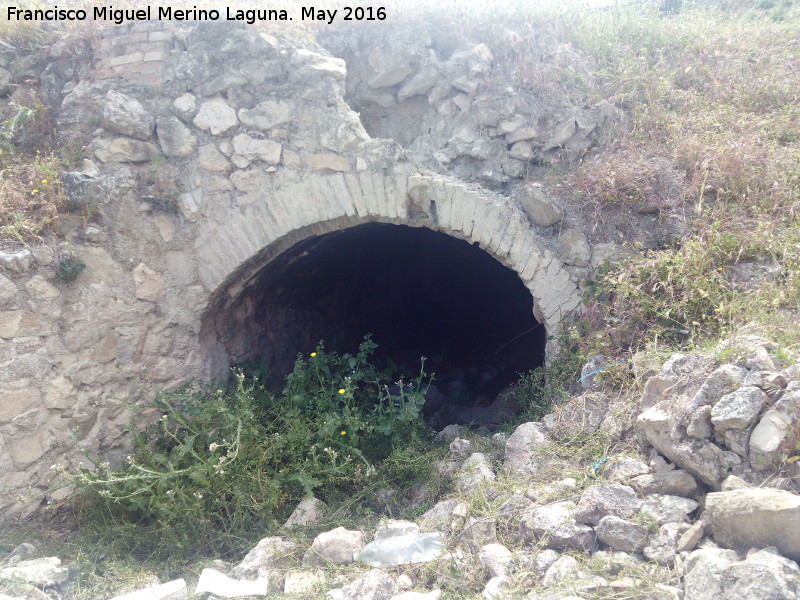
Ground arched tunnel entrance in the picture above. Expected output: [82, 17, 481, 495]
[205, 223, 547, 428]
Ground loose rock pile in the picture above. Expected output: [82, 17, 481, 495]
[2, 336, 799, 599]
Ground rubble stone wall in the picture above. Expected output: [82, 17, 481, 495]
[0, 20, 613, 519]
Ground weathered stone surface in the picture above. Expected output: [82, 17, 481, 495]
[629, 469, 698, 497]
[103, 90, 153, 140]
[193, 98, 238, 135]
[418, 499, 460, 533]
[157, 115, 197, 157]
[0, 249, 34, 274]
[596, 516, 649, 553]
[641, 494, 698, 524]
[308, 153, 350, 172]
[542, 116, 576, 151]
[283, 569, 324, 594]
[481, 576, 512, 600]
[457, 452, 495, 494]
[558, 230, 591, 267]
[0, 389, 41, 423]
[0, 274, 17, 306]
[573, 483, 642, 526]
[302, 527, 364, 566]
[239, 100, 293, 130]
[603, 456, 651, 481]
[231, 134, 282, 164]
[710, 386, 767, 432]
[705, 488, 800, 561]
[684, 546, 800, 600]
[479, 543, 513, 578]
[519, 501, 595, 551]
[509, 141, 534, 160]
[72, 246, 124, 285]
[340, 569, 396, 600]
[642, 522, 685, 565]
[172, 93, 197, 122]
[198, 144, 231, 172]
[504, 421, 549, 475]
[0, 310, 56, 338]
[95, 137, 161, 163]
[230, 536, 297, 580]
[284, 497, 324, 528]
[0, 557, 68, 586]
[517, 184, 563, 227]
[749, 409, 790, 470]
[398, 67, 439, 101]
[133, 263, 165, 302]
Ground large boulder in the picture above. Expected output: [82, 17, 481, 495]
[684, 546, 800, 600]
[705, 488, 800, 561]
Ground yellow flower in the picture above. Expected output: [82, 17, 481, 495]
[338, 388, 345, 395]
[31, 189, 39, 194]
[340, 431, 347, 436]
[310, 352, 317, 357]
[41, 179, 48, 184]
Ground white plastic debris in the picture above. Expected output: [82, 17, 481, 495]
[355, 532, 445, 567]
[194, 568, 268, 598]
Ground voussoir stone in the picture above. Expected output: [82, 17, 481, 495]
[705, 488, 800, 561]
[302, 527, 364, 566]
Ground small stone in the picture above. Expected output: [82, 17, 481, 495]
[749, 409, 790, 470]
[340, 569, 396, 600]
[506, 126, 538, 144]
[238, 100, 293, 130]
[0, 249, 34, 274]
[518, 501, 595, 552]
[641, 495, 699, 525]
[481, 576, 512, 600]
[558, 229, 591, 267]
[457, 452, 495, 494]
[172, 93, 197, 122]
[302, 527, 364, 567]
[284, 497, 323, 528]
[0, 274, 17, 306]
[573, 483, 642, 526]
[157, 115, 197, 157]
[0, 557, 69, 586]
[193, 98, 238, 135]
[508, 141, 534, 160]
[676, 520, 705, 553]
[504, 421, 549, 475]
[230, 536, 297, 580]
[95, 138, 161, 163]
[479, 543, 513, 577]
[603, 456, 651, 481]
[687, 405, 713, 438]
[133, 263, 165, 302]
[596, 516, 649, 553]
[448, 437, 471, 459]
[283, 569, 324, 594]
[630, 470, 698, 497]
[643, 522, 685, 565]
[231, 133, 281, 164]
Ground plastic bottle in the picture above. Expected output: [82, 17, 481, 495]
[354, 532, 446, 567]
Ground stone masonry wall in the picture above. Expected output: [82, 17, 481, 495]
[0, 20, 613, 520]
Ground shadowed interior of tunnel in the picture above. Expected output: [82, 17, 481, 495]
[208, 223, 547, 427]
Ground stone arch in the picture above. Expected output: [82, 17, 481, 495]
[196, 172, 582, 380]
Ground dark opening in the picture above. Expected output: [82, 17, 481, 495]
[214, 223, 547, 428]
